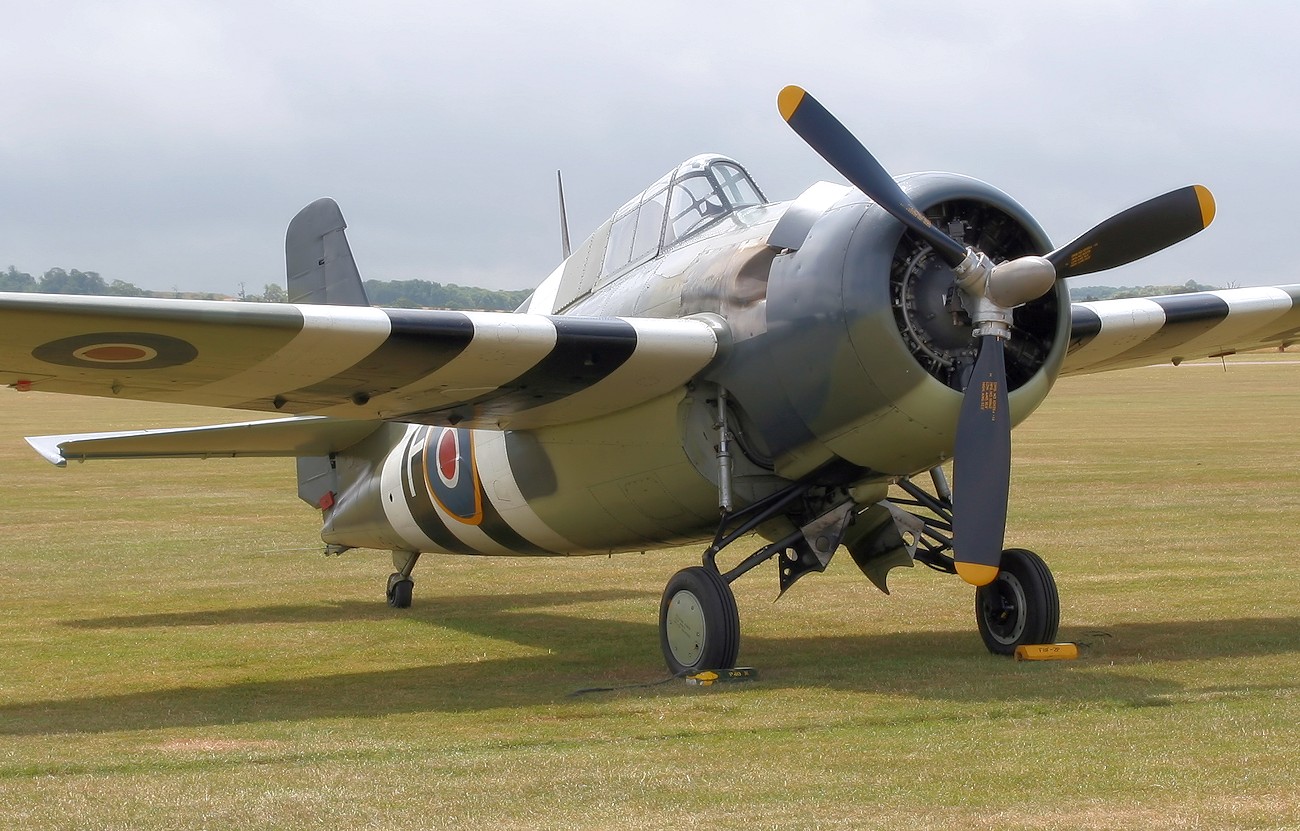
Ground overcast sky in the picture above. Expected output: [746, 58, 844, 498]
[2, 1, 1298, 295]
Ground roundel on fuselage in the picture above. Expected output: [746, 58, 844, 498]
[421, 426, 482, 524]
[434, 427, 460, 488]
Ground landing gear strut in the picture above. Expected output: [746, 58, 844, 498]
[654, 460, 1062, 672]
[890, 473, 1060, 653]
[657, 480, 857, 674]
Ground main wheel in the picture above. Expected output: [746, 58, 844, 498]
[659, 566, 740, 674]
[975, 548, 1059, 655]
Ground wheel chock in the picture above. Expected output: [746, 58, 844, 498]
[686, 667, 758, 685]
[1014, 643, 1079, 661]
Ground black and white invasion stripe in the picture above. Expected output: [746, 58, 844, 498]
[1064, 285, 1300, 375]
[230, 307, 722, 429]
[3, 292, 722, 429]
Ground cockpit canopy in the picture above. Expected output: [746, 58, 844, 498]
[546, 154, 766, 312]
[599, 155, 765, 279]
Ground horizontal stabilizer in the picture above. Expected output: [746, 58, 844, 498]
[27, 416, 382, 467]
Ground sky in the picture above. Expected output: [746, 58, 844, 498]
[3, 1, 1299, 296]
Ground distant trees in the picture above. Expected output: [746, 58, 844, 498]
[364, 279, 531, 311]
[2, 266, 532, 310]
[242, 283, 287, 303]
[107, 279, 147, 297]
[1, 266, 36, 292]
[7, 264, 1223, 311]
[1, 266, 150, 297]
[1070, 280, 1218, 302]
[38, 267, 106, 295]
[245, 279, 529, 309]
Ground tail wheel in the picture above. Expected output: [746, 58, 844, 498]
[386, 573, 414, 609]
[659, 566, 740, 674]
[975, 548, 1059, 655]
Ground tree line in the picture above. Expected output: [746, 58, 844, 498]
[362, 279, 531, 311]
[1, 266, 153, 297]
[1068, 280, 1221, 302]
[6, 266, 1224, 310]
[2, 266, 533, 310]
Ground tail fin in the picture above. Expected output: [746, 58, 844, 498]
[285, 198, 370, 506]
[285, 197, 370, 307]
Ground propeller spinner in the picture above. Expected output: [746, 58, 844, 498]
[778, 85, 1215, 586]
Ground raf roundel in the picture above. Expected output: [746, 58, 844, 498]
[72, 343, 158, 364]
[33, 332, 199, 370]
[423, 426, 483, 525]
[434, 427, 460, 488]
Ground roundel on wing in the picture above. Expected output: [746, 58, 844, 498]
[33, 332, 198, 369]
[423, 426, 482, 524]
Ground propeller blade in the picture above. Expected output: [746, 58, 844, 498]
[778, 85, 969, 269]
[776, 87, 1214, 589]
[1045, 185, 1215, 280]
[952, 334, 1011, 586]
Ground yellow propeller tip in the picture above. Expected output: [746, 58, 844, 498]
[1193, 185, 1216, 227]
[956, 561, 1000, 587]
[778, 86, 806, 121]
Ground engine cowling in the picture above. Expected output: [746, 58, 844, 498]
[721, 173, 1070, 483]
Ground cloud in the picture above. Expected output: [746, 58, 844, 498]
[2, 1, 1298, 293]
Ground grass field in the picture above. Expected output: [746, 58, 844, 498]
[0, 356, 1297, 830]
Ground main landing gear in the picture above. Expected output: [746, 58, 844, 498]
[657, 469, 1060, 674]
[892, 472, 1060, 654]
[660, 566, 740, 673]
[659, 481, 848, 674]
[975, 548, 1060, 655]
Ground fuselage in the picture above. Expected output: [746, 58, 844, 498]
[322, 155, 1071, 557]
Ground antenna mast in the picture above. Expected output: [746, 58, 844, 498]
[557, 170, 572, 259]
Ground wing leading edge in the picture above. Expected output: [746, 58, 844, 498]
[1063, 285, 1300, 375]
[0, 293, 724, 431]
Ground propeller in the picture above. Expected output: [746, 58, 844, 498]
[778, 85, 1215, 586]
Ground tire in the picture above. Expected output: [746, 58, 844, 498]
[387, 575, 414, 609]
[659, 566, 740, 674]
[975, 548, 1059, 655]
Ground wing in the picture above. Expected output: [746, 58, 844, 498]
[1063, 285, 1300, 376]
[0, 293, 723, 430]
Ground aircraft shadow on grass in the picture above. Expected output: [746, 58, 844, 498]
[1, 594, 1296, 736]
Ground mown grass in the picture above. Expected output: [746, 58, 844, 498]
[0, 355, 1296, 830]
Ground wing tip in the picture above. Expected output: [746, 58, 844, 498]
[25, 435, 69, 467]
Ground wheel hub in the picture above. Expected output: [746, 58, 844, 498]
[981, 571, 1028, 645]
[664, 589, 707, 666]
